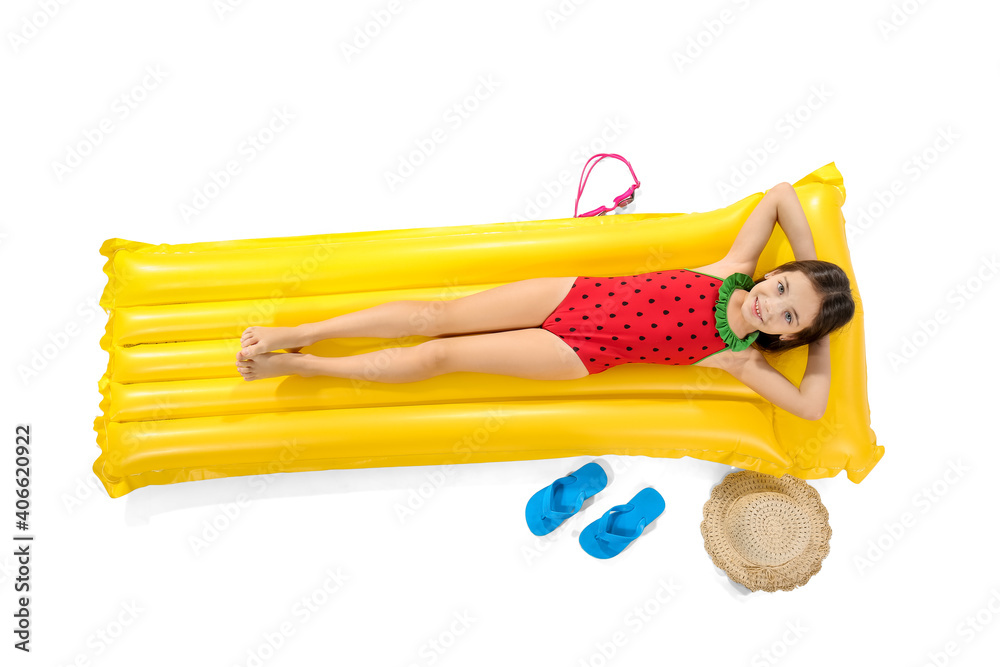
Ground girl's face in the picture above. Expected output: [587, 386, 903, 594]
[746, 270, 821, 340]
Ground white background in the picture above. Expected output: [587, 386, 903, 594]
[2, 0, 999, 665]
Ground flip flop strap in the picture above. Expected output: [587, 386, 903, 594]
[541, 477, 583, 521]
[595, 504, 647, 545]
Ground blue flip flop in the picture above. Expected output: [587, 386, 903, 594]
[579, 487, 665, 559]
[525, 462, 608, 536]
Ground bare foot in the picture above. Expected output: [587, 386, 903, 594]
[239, 325, 309, 359]
[236, 351, 308, 380]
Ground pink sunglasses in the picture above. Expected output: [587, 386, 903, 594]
[574, 153, 641, 217]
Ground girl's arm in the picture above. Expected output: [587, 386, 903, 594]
[775, 183, 818, 261]
[730, 339, 831, 421]
[721, 182, 818, 269]
[800, 334, 832, 419]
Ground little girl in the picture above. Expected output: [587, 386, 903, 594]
[236, 182, 855, 421]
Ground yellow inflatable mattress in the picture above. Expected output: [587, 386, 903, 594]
[93, 161, 880, 498]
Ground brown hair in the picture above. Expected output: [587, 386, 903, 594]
[750, 260, 856, 353]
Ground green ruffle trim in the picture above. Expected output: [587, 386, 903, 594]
[714, 272, 760, 351]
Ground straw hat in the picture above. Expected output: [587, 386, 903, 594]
[700, 471, 832, 592]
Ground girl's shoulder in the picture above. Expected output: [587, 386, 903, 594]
[694, 345, 760, 372]
[684, 260, 757, 281]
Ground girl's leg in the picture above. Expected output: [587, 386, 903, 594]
[239, 301, 431, 358]
[236, 328, 590, 383]
[239, 276, 577, 358]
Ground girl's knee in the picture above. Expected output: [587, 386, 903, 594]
[360, 342, 443, 384]
[413, 339, 449, 373]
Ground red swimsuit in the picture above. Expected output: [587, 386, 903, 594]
[540, 269, 735, 375]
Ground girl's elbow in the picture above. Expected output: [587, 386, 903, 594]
[779, 399, 820, 421]
[804, 401, 826, 421]
[768, 182, 793, 197]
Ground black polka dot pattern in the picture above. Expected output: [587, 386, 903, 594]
[540, 269, 728, 375]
